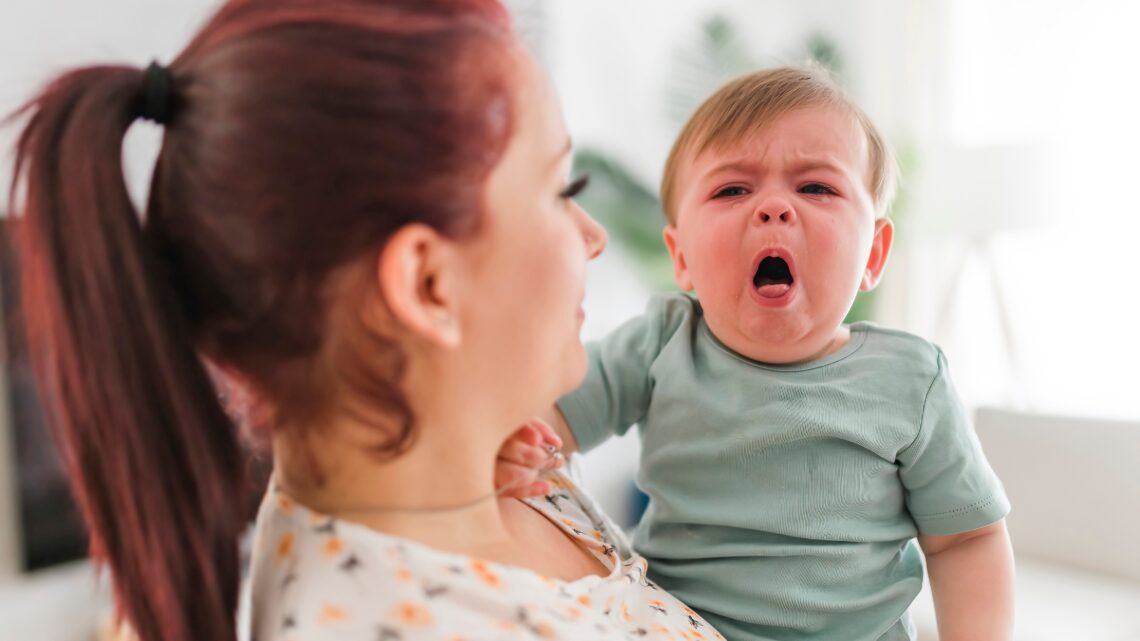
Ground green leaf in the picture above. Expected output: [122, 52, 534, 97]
[572, 149, 676, 291]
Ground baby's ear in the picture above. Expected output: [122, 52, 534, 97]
[860, 218, 895, 292]
[662, 225, 694, 291]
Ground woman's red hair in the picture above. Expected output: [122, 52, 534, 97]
[6, 1, 516, 640]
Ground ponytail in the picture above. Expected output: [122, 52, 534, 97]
[8, 65, 246, 641]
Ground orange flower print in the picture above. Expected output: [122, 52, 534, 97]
[577, 594, 592, 607]
[390, 601, 433, 629]
[564, 606, 583, 620]
[652, 624, 674, 639]
[622, 602, 634, 622]
[277, 494, 295, 515]
[318, 604, 348, 625]
[477, 569, 503, 589]
[322, 537, 344, 558]
[592, 530, 604, 541]
[275, 533, 295, 561]
[548, 475, 574, 491]
[533, 622, 557, 639]
[469, 558, 504, 589]
[395, 566, 414, 583]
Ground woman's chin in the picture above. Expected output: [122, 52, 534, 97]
[552, 344, 589, 398]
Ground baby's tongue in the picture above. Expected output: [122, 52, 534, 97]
[756, 284, 790, 298]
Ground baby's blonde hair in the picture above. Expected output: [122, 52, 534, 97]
[660, 65, 898, 223]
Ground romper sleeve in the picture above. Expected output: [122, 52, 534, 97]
[556, 294, 693, 453]
[897, 349, 1011, 535]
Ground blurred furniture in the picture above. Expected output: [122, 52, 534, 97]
[0, 560, 112, 641]
[911, 407, 1140, 640]
[925, 144, 1055, 406]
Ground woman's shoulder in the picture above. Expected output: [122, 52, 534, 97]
[247, 480, 589, 640]
[247, 472, 722, 641]
[518, 467, 725, 640]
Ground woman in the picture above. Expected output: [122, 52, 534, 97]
[9, 1, 722, 640]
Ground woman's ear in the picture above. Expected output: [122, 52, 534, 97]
[859, 217, 895, 292]
[376, 223, 462, 348]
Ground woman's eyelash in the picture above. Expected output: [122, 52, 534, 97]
[560, 175, 590, 199]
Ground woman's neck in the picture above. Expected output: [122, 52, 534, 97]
[273, 413, 519, 555]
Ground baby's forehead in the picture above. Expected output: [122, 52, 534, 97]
[687, 108, 871, 176]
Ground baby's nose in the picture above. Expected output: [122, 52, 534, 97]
[754, 197, 797, 225]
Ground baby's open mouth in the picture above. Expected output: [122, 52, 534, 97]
[753, 256, 794, 298]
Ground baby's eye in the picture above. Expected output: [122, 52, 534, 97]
[799, 183, 837, 196]
[712, 186, 749, 199]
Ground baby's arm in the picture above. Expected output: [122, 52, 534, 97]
[496, 296, 692, 497]
[898, 348, 1014, 640]
[920, 520, 1015, 641]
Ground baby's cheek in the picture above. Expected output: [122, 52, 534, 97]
[817, 220, 863, 263]
[699, 220, 742, 257]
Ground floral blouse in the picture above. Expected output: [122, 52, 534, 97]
[248, 467, 721, 641]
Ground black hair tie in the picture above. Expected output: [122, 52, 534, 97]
[140, 61, 174, 125]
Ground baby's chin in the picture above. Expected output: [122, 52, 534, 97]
[719, 311, 843, 365]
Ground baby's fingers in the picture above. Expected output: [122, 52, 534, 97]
[498, 435, 552, 469]
[523, 417, 563, 450]
[494, 461, 550, 499]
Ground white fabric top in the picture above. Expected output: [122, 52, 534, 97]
[248, 466, 721, 641]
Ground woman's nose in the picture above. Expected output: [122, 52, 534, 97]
[579, 205, 608, 259]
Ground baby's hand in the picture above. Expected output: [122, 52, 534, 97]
[495, 418, 564, 499]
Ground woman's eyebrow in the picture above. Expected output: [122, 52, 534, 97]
[548, 137, 573, 171]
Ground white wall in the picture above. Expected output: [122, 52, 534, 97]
[0, 1, 223, 210]
[546, 0, 875, 188]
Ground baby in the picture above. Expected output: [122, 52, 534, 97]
[505, 66, 1013, 641]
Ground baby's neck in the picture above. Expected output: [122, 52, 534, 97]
[789, 325, 852, 364]
[722, 324, 852, 366]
